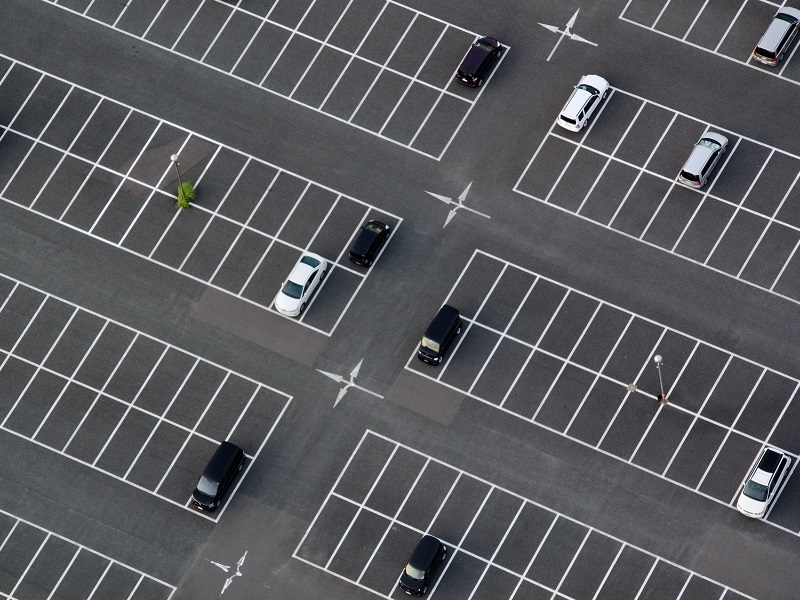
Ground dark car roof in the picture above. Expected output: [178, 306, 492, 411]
[352, 221, 386, 253]
[408, 535, 442, 569]
[203, 441, 243, 483]
[459, 37, 498, 73]
[425, 305, 460, 338]
[759, 448, 783, 473]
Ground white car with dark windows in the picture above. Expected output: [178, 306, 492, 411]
[556, 74, 609, 132]
[274, 252, 328, 317]
[736, 446, 791, 518]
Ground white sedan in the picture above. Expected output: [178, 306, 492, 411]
[556, 74, 609, 132]
[274, 252, 328, 317]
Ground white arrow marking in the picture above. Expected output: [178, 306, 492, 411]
[425, 182, 490, 228]
[540, 8, 597, 61]
[220, 551, 247, 595]
[207, 560, 230, 573]
[318, 359, 384, 407]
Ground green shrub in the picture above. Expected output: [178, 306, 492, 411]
[176, 181, 196, 209]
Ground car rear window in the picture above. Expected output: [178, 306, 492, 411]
[680, 170, 700, 182]
[777, 12, 799, 24]
[300, 255, 320, 267]
[475, 41, 495, 52]
[697, 139, 721, 151]
[560, 115, 577, 125]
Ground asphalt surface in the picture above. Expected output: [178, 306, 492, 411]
[2, 0, 800, 598]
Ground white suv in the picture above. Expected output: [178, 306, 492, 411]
[736, 446, 791, 518]
[556, 75, 609, 132]
[677, 132, 728, 189]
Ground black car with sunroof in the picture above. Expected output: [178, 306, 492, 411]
[348, 220, 391, 267]
[398, 535, 446, 596]
[455, 36, 503, 87]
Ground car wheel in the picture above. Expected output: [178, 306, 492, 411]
[602, 90, 608, 99]
[300, 303, 306, 314]
[497, 49, 503, 57]
[422, 586, 428, 595]
[321, 269, 327, 280]
[477, 79, 483, 87]
[456, 325, 462, 335]
[238, 462, 243, 472]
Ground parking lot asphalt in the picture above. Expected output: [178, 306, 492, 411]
[4, 0, 800, 599]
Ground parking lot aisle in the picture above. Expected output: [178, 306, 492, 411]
[405, 249, 800, 536]
[0, 54, 402, 336]
[39, 0, 507, 160]
[619, 0, 800, 89]
[0, 272, 292, 522]
[0, 508, 174, 599]
[514, 85, 800, 306]
[294, 430, 754, 600]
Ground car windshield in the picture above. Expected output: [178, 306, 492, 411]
[697, 139, 721, 151]
[577, 83, 599, 95]
[365, 223, 383, 233]
[196, 475, 218, 496]
[421, 336, 440, 352]
[282, 280, 304, 299]
[405, 564, 425, 580]
[300, 255, 320, 268]
[475, 41, 495, 52]
[743, 480, 768, 502]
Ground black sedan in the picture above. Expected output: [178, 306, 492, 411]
[348, 220, 391, 267]
[455, 36, 503, 87]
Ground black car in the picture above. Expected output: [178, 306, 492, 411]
[191, 441, 245, 512]
[418, 305, 461, 365]
[455, 36, 503, 87]
[398, 535, 446, 596]
[348, 220, 391, 267]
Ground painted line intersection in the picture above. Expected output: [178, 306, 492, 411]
[405, 249, 800, 535]
[0, 53, 402, 336]
[294, 430, 754, 600]
[0, 272, 292, 522]
[0, 507, 175, 599]
[514, 84, 800, 307]
[40, 0, 509, 160]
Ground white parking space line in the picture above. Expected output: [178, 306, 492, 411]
[0, 273, 292, 522]
[622, 0, 800, 89]
[40, 0, 508, 160]
[406, 249, 800, 535]
[0, 508, 175, 598]
[0, 55, 402, 336]
[294, 430, 756, 600]
[515, 84, 800, 307]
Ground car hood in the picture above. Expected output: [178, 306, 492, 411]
[275, 292, 301, 313]
[581, 74, 609, 93]
[192, 488, 215, 506]
[399, 571, 424, 592]
[737, 494, 766, 517]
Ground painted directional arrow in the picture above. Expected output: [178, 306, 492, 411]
[425, 181, 490, 228]
[539, 8, 598, 62]
[318, 359, 384, 407]
[221, 551, 247, 595]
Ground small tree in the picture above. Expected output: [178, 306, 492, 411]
[176, 181, 196, 209]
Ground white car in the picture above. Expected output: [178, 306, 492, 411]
[274, 252, 328, 317]
[736, 446, 791, 518]
[556, 74, 609, 132]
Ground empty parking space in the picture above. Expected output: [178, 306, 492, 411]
[514, 84, 800, 307]
[0, 55, 401, 336]
[405, 249, 800, 535]
[40, 0, 508, 160]
[0, 507, 174, 599]
[0, 273, 292, 522]
[620, 0, 800, 88]
[294, 430, 754, 600]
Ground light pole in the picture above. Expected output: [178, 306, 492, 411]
[653, 354, 668, 404]
[170, 154, 183, 189]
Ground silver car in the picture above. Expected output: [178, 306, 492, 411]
[753, 7, 800, 66]
[677, 132, 728, 189]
